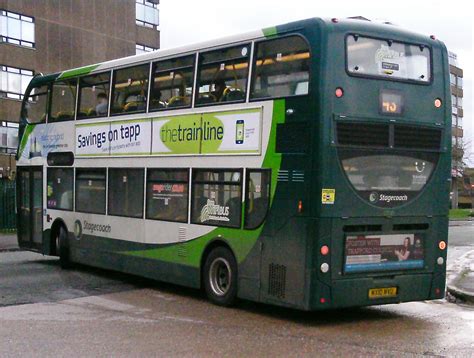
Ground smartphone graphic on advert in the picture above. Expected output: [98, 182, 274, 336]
[235, 120, 244, 144]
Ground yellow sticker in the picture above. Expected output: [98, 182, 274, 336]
[322, 189, 335, 205]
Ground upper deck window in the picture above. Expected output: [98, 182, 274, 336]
[78, 72, 111, 119]
[150, 55, 194, 111]
[346, 35, 430, 83]
[111, 64, 149, 115]
[251, 36, 310, 99]
[196, 44, 250, 106]
[23, 85, 48, 124]
[50, 79, 77, 122]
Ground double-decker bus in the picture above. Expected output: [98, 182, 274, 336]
[16, 17, 451, 310]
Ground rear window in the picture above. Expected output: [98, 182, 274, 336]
[346, 35, 430, 83]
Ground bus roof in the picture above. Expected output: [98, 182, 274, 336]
[28, 16, 441, 88]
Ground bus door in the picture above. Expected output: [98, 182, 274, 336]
[17, 167, 43, 250]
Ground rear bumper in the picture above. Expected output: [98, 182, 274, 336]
[310, 272, 446, 310]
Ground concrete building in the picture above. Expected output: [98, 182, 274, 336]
[0, 0, 160, 178]
[449, 51, 465, 208]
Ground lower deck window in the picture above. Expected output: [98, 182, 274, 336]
[108, 169, 144, 218]
[47, 168, 73, 210]
[192, 169, 242, 228]
[75, 168, 106, 214]
[245, 169, 271, 229]
[146, 169, 189, 223]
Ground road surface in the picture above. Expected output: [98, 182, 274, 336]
[0, 224, 472, 357]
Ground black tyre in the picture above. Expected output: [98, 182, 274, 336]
[203, 246, 238, 306]
[58, 226, 72, 269]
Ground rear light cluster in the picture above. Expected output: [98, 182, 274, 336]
[320, 245, 329, 273]
[319, 245, 330, 304]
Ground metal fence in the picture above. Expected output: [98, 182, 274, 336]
[0, 180, 16, 231]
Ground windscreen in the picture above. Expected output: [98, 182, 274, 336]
[346, 35, 430, 83]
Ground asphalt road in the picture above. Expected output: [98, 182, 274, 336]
[0, 224, 473, 357]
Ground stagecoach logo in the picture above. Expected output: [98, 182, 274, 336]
[369, 192, 379, 203]
[200, 199, 230, 223]
[74, 220, 82, 240]
[370, 192, 408, 204]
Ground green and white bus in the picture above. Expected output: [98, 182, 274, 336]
[16, 17, 451, 310]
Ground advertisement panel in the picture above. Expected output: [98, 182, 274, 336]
[109, 119, 151, 156]
[73, 107, 262, 158]
[344, 234, 424, 273]
[75, 121, 111, 157]
[151, 108, 261, 155]
[18, 122, 74, 163]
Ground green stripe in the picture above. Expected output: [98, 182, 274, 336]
[58, 64, 99, 79]
[262, 26, 278, 38]
[18, 124, 35, 158]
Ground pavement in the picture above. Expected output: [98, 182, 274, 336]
[447, 249, 474, 303]
[0, 233, 18, 252]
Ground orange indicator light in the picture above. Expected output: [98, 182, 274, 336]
[438, 241, 446, 250]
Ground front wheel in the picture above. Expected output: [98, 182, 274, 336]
[58, 226, 72, 269]
[203, 247, 238, 306]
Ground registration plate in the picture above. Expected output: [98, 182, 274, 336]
[368, 287, 398, 299]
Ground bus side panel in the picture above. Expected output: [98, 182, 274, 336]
[68, 233, 201, 289]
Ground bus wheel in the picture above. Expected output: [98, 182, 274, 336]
[203, 247, 238, 306]
[58, 226, 72, 269]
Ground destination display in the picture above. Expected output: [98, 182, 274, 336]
[344, 234, 424, 273]
[379, 89, 404, 115]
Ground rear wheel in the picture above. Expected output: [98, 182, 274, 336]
[203, 247, 238, 306]
[57, 226, 72, 269]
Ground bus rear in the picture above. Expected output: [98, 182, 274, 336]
[311, 19, 451, 309]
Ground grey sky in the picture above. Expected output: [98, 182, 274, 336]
[160, 0, 473, 163]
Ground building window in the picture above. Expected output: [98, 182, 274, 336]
[108, 168, 145, 218]
[450, 74, 456, 86]
[136, 0, 159, 30]
[0, 122, 19, 154]
[136, 43, 158, 55]
[0, 10, 35, 48]
[0, 65, 33, 100]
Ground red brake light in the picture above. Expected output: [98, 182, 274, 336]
[434, 98, 442, 108]
[335, 87, 344, 98]
[321, 245, 329, 255]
